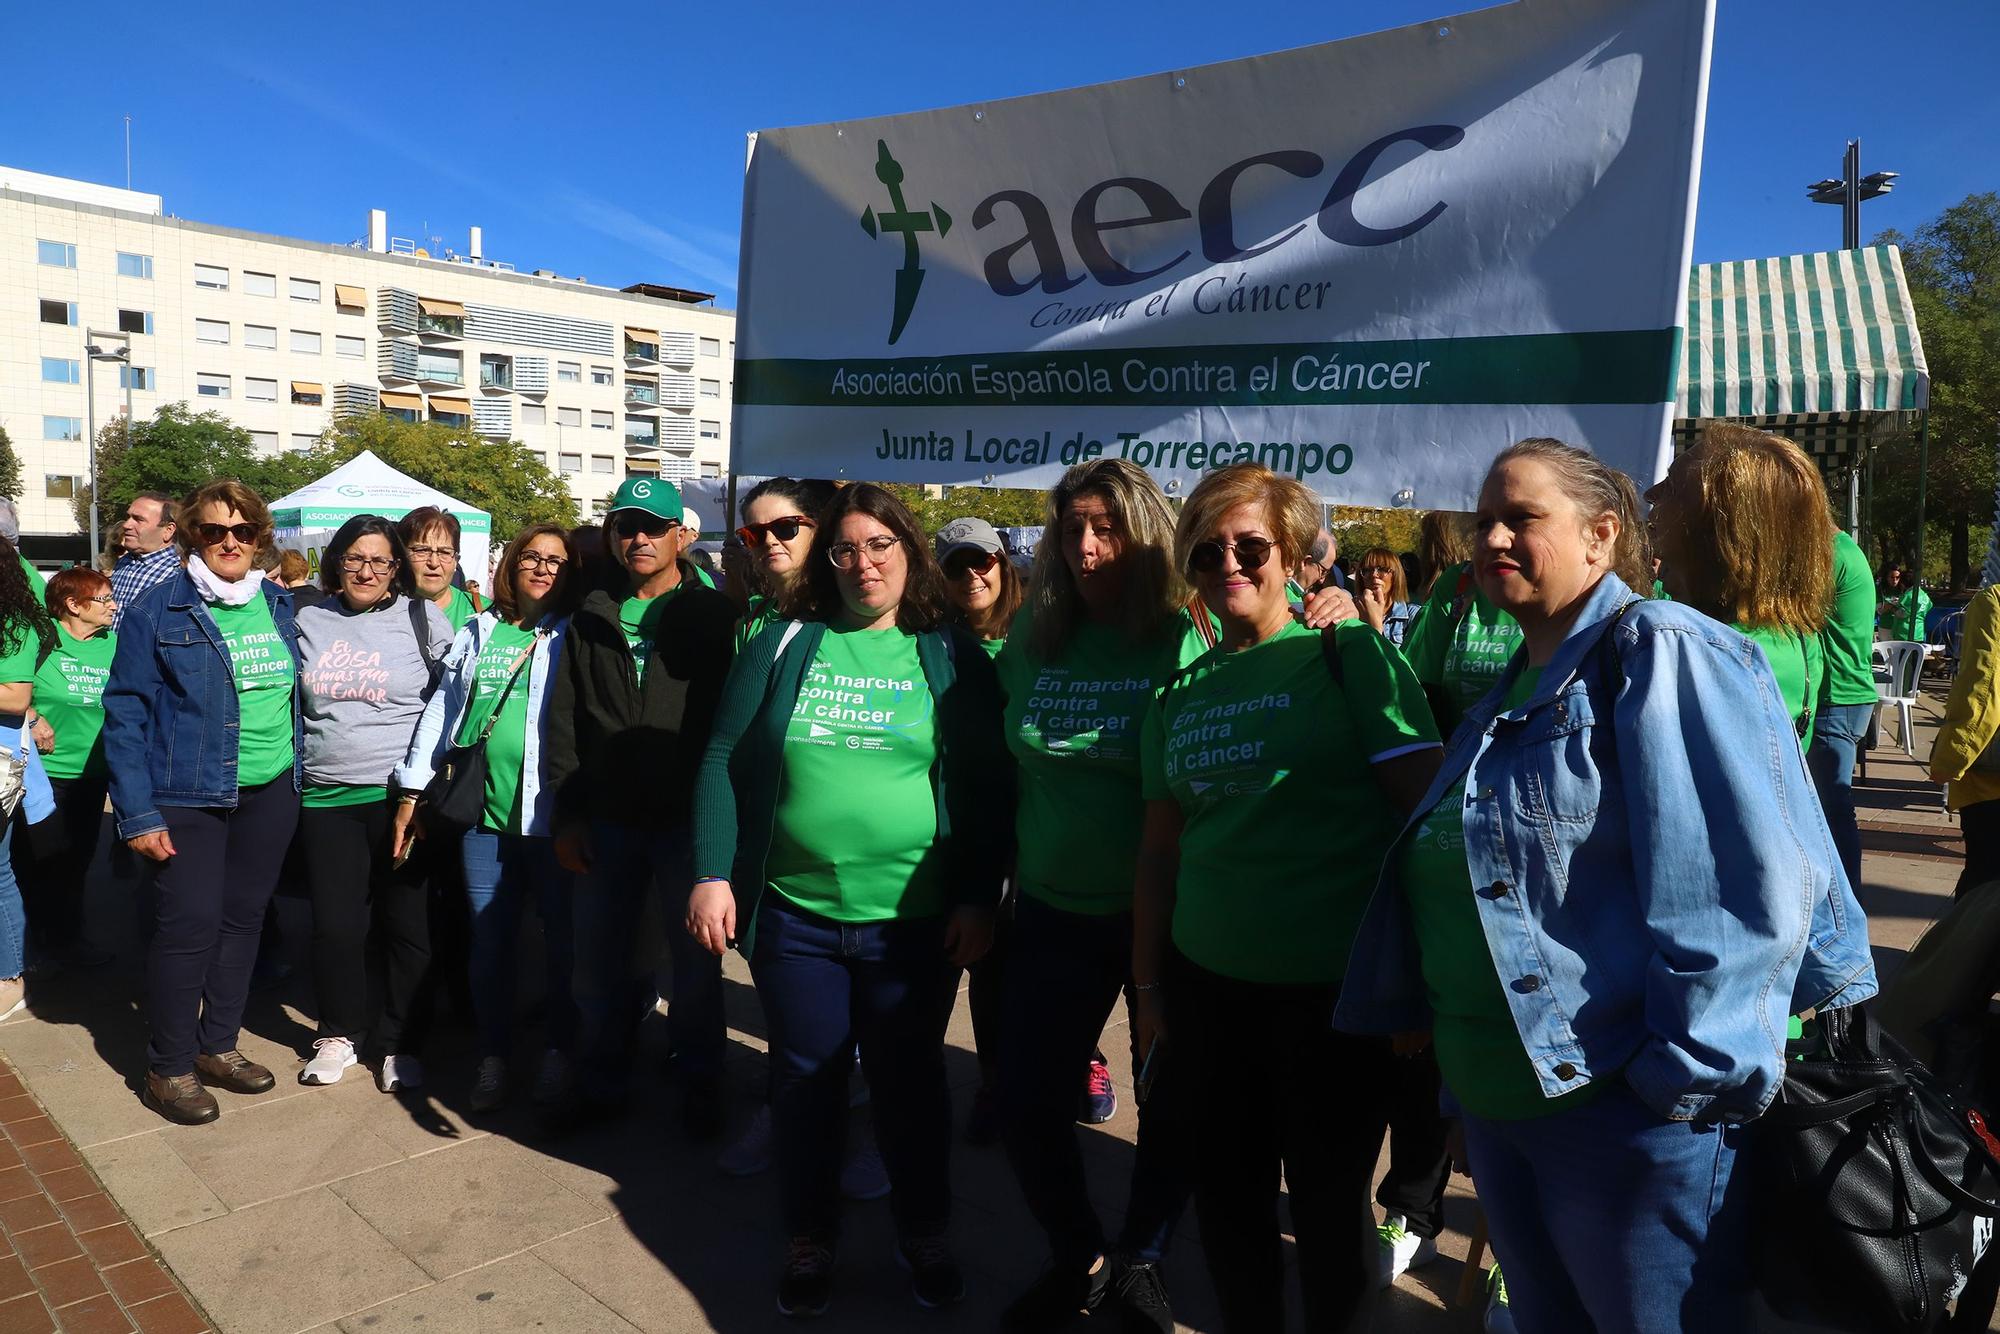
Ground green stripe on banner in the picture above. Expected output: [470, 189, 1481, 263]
[737, 329, 1680, 409]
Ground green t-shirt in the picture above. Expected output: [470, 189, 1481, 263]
[209, 595, 296, 788]
[33, 626, 113, 779]
[453, 621, 537, 832]
[1650, 578, 1670, 600]
[766, 626, 942, 922]
[619, 585, 685, 683]
[1402, 667, 1602, 1120]
[303, 783, 386, 808]
[1821, 530, 1878, 707]
[1740, 622, 1824, 748]
[1883, 583, 1932, 644]
[0, 619, 44, 684]
[1401, 562, 1522, 733]
[16, 557, 45, 598]
[1141, 619, 1437, 984]
[998, 610, 1210, 915]
[438, 586, 478, 634]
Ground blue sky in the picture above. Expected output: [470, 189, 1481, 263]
[4, 1, 1992, 307]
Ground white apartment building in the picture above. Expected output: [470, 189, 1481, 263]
[0, 165, 737, 547]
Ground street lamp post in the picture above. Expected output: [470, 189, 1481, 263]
[81, 330, 132, 564]
[1807, 139, 1898, 250]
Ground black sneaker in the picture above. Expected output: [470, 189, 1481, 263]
[1001, 1255, 1109, 1329]
[776, 1237, 836, 1319]
[896, 1232, 966, 1309]
[965, 1086, 1003, 1147]
[1107, 1255, 1173, 1333]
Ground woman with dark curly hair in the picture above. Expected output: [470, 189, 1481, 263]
[0, 536, 58, 1019]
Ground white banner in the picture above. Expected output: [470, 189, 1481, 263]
[733, 0, 1712, 506]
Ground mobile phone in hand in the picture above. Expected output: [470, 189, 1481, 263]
[1135, 1035, 1162, 1105]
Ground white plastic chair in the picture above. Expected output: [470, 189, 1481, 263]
[1875, 639, 1926, 758]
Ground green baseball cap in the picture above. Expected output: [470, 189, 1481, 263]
[607, 476, 685, 523]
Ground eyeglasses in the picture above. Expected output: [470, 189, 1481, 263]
[1187, 537, 1276, 575]
[407, 544, 457, 563]
[517, 553, 569, 573]
[613, 513, 680, 540]
[340, 554, 400, 575]
[943, 549, 1000, 578]
[736, 515, 814, 546]
[195, 522, 259, 546]
[82, 594, 115, 607]
[828, 535, 903, 570]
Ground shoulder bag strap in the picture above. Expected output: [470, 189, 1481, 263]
[468, 641, 537, 746]
[1187, 595, 1218, 649]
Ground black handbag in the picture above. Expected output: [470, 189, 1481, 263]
[1753, 1004, 2000, 1332]
[420, 638, 535, 829]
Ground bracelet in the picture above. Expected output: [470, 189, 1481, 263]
[1132, 981, 1163, 993]
[693, 876, 729, 885]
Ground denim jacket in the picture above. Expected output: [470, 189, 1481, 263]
[103, 571, 304, 838]
[1336, 573, 1877, 1124]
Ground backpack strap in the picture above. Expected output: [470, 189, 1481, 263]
[407, 596, 443, 693]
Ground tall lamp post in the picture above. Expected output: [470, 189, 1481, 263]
[1807, 139, 1897, 251]
[82, 331, 132, 564]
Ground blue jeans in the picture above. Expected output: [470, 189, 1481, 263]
[750, 895, 957, 1242]
[461, 830, 575, 1060]
[1806, 701, 1872, 894]
[1462, 1085, 1751, 1334]
[0, 820, 21, 978]
[999, 895, 1189, 1266]
[572, 820, 715, 1098]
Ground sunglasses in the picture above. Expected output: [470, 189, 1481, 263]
[1187, 537, 1275, 575]
[613, 513, 680, 540]
[195, 522, 260, 546]
[943, 549, 1000, 578]
[736, 515, 814, 546]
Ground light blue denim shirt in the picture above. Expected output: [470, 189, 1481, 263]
[1337, 573, 1877, 1124]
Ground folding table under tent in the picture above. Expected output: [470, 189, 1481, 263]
[1671, 244, 1930, 547]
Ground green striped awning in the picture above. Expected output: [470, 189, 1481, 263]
[1677, 245, 1929, 421]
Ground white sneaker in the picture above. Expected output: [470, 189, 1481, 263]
[717, 1103, 773, 1177]
[300, 1036, 357, 1085]
[470, 1056, 506, 1112]
[377, 1054, 424, 1093]
[531, 1049, 571, 1107]
[1370, 1214, 1438, 1290]
[840, 1135, 890, 1201]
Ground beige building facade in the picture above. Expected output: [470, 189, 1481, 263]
[0, 166, 736, 541]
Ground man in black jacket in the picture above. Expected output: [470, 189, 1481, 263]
[547, 478, 738, 1136]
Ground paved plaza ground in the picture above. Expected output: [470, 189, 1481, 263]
[0, 679, 1985, 1333]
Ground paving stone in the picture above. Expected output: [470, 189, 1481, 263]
[154, 1087, 403, 1211]
[80, 1136, 227, 1238]
[334, 1252, 637, 1333]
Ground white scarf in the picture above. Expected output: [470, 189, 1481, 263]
[186, 554, 267, 607]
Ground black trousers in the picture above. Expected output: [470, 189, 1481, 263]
[146, 778, 299, 1076]
[18, 771, 109, 954]
[1174, 956, 1395, 1334]
[1957, 799, 2000, 899]
[1377, 1050, 1451, 1239]
[299, 798, 433, 1058]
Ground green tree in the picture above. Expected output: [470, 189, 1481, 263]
[1872, 193, 2000, 588]
[0, 425, 22, 503]
[295, 414, 578, 540]
[79, 404, 294, 538]
[885, 485, 1050, 532]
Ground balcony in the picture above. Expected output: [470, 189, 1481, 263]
[624, 326, 660, 365]
[624, 380, 659, 408]
[479, 356, 513, 391]
[415, 352, 464, 387]
[418, 298, 466, 340]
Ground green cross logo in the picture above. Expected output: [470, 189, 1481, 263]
[859, 140, 951, 346]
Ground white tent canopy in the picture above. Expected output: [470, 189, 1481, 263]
[270, 450, 491, 588]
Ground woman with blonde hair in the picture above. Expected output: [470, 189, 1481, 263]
[1133, 463, 1441, 1331]
[994, 458, 1211, 1331]
[1646, 423, 1833, 740]
[1354, 546, 1419, 648]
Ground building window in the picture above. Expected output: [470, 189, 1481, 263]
[417, 349, 463, 384]
[116, 251, 153, 280]
[290, 330, 322, 355]
[195, 318, 229, 345]
[118, 308, 153, 335]
[626, 418, 660, 447]
[590, 366, 613, 386]
[556, 407, 581, 428]
[41, 357, 79, 384]
[625, 333, 659, 360]
[336, 335, 365, 359]
[557, 361, 581, 383]
[590, 410, 613, 430]
[699, 378, 721, 398]
[244, 377, 277, 402]
[38, 298, 76, 326]
[591, 456, 615, 474]
[193, 263, 228, 290]
[119, 366, 154, 391]
[559, 452, 582, 474]
[42, 416, 82, 442]
[37, 240, 76, 268]
[699, 419, 721, 440]
[479, 355, 513, 389]
[44, 475, 83, 499]
[625, 379, 659, 406]
[521, 403, 546, 425]
[243, 271, 276, 298]
[291, 384, 323, 406]
[243, 324, 276, 350]
[289, 278, 321, 303]
[699, 336, 721, 357]
[196, 373, 230, 399]
[250, 430, 278, 452]
[291, 434, 319, 453]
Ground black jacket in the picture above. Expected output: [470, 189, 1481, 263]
[545, 560, 737, 830]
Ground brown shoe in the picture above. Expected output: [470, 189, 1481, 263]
[144, 1072, 219, 1125]
[195, 1050, 275, 1094]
